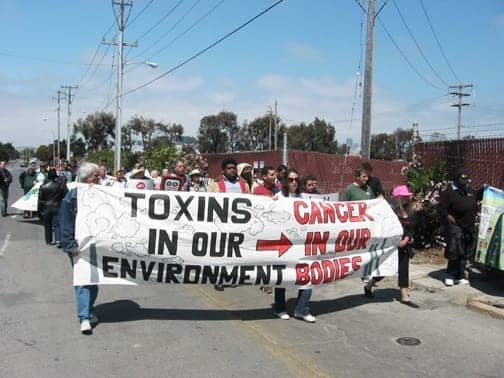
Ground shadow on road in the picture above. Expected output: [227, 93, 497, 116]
[95, 288, 398, 323]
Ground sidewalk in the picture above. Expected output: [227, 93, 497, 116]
[408, 262, 504, 319]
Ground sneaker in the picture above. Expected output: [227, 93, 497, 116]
[274, 312, 290, 320]
[455, 278, 469, 285]
[294, 313, 316, 323]
[89, 313, 99, 324]
[80, 319, 92, 335]
[214, 284, 224, 291]
[444, 277, 454, 286]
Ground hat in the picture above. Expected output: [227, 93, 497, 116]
[29, 159, 37, 164]
[392, 185, 413, 197]
[237, 163, 253, 177]
[454, 169, 469, 181]
[189, 169, 201, 177]
[129, 168, 145, 179]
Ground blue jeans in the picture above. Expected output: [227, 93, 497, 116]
[68, 254, 99, 322]
[274, 288, 312, 315]
[74, 285, 99, 322]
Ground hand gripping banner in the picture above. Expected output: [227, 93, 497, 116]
[73, 185, 403, 287]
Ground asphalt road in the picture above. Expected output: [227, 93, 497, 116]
[1, 161, 503, 378]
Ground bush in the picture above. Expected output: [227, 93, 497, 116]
[403, 156, 449, 249]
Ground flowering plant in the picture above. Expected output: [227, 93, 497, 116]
[402, 155, 449, 249]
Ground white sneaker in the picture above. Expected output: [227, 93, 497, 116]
[294, 313, 316, 323]
[89, 313, 99, 324]
[445, 278, 454, 286]
[80, 319, 92, 334]
[455, 278, 469, 285]
[274, 312, 290, 320]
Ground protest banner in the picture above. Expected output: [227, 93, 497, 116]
[11, 183, 41, 211]
[72, 185, 403, 287]
[476, 186, 504, 271]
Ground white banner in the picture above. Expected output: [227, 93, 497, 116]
[73, 185, 403, 287]
[11, 183, 41, 211]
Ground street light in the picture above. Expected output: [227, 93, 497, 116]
[114, 59, 158, 171]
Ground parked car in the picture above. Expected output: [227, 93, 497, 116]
[20, 160, 28, 167]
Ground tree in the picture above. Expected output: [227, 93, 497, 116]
[127, 115, 158, 150]
[237, 115, 275, 151]
[36, 144, 53, 163]
[74, 112, 115, 153]
[142, 144, 180, 172]
[393, 128, 415, 160]
[286, 118, 338, 153]
[197, 114, 229, 153]
[0, 142, 19, 161]
[370, 133, 396, 160]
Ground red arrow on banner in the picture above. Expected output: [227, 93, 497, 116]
[256, 233, 293, 257]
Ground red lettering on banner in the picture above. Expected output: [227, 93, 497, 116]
[294, 201, 309, 224]
[293, 201, 374, 225]
[334, 228, 371, 253]
[295, 264, 310, 285]
[295, 256, 363, 285]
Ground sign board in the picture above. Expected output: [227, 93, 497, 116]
[72, 185, 403, 287]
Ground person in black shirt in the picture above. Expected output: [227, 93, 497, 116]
[0, 160, 13, 216]
[439, 170, 483, 286]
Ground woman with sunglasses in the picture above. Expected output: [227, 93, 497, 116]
[274, 168, 316, 322]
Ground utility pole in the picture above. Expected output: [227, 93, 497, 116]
[268, 110, 272, 151]
[359, 0, 387, 159]
[274, 100, 278, 150]
[412, 122, 419, 156]
[53, 90, 62, 166]
[360, 0, 375, 160]
[61, 85, 78, 161]
[103, 0, 136, 171]
[449, 84, 473, 140]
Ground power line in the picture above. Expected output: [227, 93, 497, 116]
[149, 0, 226, 60]
[127, 0, 156, 26]
[78, 22, 116, 86]
[122, 0, 285, 97]
[392, 0, 448, 87]
[133, 0, 185, 43]
[0, 50, 95, 66]
[133, 0, 201, 60]
[376, 16, 446, 91]
[419, 0, 461, 83]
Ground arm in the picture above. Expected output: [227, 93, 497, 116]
[59, 190, 79, 256]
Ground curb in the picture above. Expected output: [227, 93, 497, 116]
[466, 297, 504, 320]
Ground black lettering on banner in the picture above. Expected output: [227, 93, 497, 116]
[125, 192, 145, 218]
[165, 264, 182, 283]
[192, 233, 207, 256]
[218, 266, 238, 285]
[158, 230, 178, 255]
[231, 198, 252, 223]
[184, 265, 201, 283]
[228, 233, 244, 257]
[103, 256, 119, 277]
[121, 259, 137, 279]
[201, 266, 219, 284]
[209, 232, 226, 257]
[141, 260, 156, 280]
[208, 197, 228, 223]
[149, 194, 170, 220]
[238, 265, 255, 285]
[197, 196, 206, 221]
[175, 195, 194, 221]
[272, 265, 286, 285]
[157, 263, 164, 282]
[255, 265, 271, 285]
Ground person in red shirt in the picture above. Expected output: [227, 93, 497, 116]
[252, 166, 279, 197]
[208, 158, 250, 194]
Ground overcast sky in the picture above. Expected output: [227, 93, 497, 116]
[0, 0, 503, 149]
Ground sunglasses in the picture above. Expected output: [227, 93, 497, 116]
[288, 177, 299, 183]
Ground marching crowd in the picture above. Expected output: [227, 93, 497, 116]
[0, 156, 483, 335]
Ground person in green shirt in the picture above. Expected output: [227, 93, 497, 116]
[342, 167, 376, 201]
